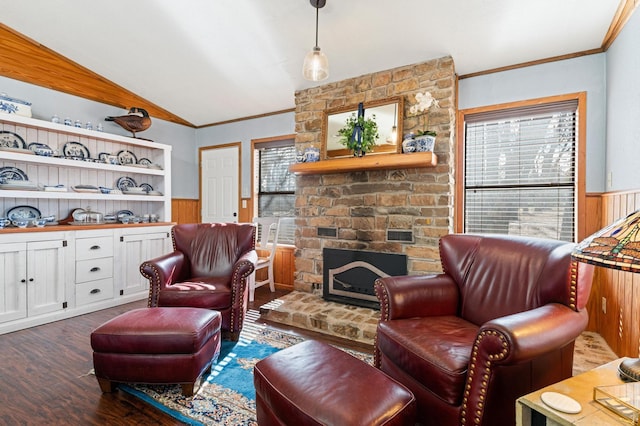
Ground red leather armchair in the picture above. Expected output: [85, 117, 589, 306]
[140, 223, 257, 341]
[374, 234, 594, 426]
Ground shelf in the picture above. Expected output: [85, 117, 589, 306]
[0, 189, 166, 201]
[0, 113, 171, 151]
[288, 152, 438, 175]
[0, 150, 165, 175]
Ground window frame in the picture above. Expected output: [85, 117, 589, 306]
[455, 92, 588, 241]
[250, 133, 296, 220]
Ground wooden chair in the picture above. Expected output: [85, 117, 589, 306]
[250, 217, 280, 301]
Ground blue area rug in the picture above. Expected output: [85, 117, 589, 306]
[119, 310, 372, 425]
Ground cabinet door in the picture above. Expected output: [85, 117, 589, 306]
[26, 240, 66, 317]
[0, 243, 27, 323]
[119, 232, 171, 296]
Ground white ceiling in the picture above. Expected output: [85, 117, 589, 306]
[0, 0, 621, 127]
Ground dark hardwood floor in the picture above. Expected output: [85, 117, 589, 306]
[0, 287, 372, 425]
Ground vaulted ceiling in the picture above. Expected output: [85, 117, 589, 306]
[0, 0, 633, 127]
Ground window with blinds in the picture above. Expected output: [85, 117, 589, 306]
[256, 140, 296, 244]
[463, 100, 578, 242]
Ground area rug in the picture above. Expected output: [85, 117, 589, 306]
[119, 310, 372, 425]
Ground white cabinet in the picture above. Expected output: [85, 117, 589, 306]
[0, 113, 172, 222]
[0, 113, 175, 334]
[0, 232, 67, 324]
[0, 225, 173, 334]
[74, 231, 114, 306]
[115, 227, 172, 296]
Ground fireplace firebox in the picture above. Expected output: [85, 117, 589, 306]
[322, 248, 408, 309]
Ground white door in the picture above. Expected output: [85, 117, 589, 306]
[201, 145, 240, 223]
[26, 239, 66, 317]
[117, 230, 172, 296]
[0, 242, 27, 323]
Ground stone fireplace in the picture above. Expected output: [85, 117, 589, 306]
[291, 56, 457, 298]
[260, 56, 456, 343]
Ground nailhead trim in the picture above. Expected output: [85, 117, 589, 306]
[373, 279, 389, 368]
[569, 259, 579, 310]
[461, 329, 509, 425]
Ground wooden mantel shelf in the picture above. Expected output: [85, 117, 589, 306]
[288, 152, 438, 175]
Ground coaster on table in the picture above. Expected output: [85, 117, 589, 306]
[540, 391, 581, 414]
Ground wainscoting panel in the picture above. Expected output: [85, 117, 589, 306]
[593, 189, 640, 357]
[171, 198, 199, 224]
[254, 246, 295, 290]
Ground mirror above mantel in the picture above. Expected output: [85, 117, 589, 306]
[322, 96, 404, 159]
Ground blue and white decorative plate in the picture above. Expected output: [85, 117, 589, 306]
[0, 131, 26, 149]
[7, 205, 41, 222]
[116, 210, 134, 220]
[63, 141, 90, 159]
[28, 142, 54, 156]
[139, 183, 154, 193]
[138, 157, 152, 166]
[115, 176, 137, 191]
[97, 152, 110, 162]
[117, 149, 137, 166]
[0, 166, 28, 183]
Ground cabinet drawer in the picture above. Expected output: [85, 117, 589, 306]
[76, 237, 114, 261]
[76, 257, 113, 283]
[76, 279, 114, 306]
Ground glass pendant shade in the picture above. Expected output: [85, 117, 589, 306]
[303, 46, 329, 81]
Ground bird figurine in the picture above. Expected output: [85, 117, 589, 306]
[105, 107, 152, 138]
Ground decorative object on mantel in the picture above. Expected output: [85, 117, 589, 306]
[302, 0, 329, 82]
[407, 91, 440, 153]
[402, 133, 416, 153]
[337, 102, 379, 157]
[105, 107, 152, 139]
[303, 146, 320, 162]
[572, 209, 640, 383]
[0, 93, 32, 117]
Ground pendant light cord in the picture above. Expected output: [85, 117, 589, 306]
[314, 4, 319, 48]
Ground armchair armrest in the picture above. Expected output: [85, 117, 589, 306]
[226, 249, 258, 340]
[140, 251, 186, 307]
[479, 303, 588, 365]
[375, 274, 460, 321]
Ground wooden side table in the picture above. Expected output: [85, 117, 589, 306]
[516, 358, 630, 425]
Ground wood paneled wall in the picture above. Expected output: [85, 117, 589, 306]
[171, 198, 199, 224]
[254, 246, 295, 290]
[587, 189, 640, 357]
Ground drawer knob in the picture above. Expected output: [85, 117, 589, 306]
[90, 288, 101, 294]
[90, 267, 101, 272]
[90, 245, 101, 250]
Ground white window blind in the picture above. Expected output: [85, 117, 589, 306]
[258, 141, 296, 225]
[463, 100, 578, 242]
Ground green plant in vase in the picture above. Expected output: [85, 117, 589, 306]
[337, 104, 379, 157]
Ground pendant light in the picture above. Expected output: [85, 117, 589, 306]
[302, 0, 329, 82]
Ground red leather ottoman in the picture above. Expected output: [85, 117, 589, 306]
[253, 340, 416, 425]
[91, 307, 221, 396]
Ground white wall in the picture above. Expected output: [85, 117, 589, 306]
[0, 76, 197, 197]
[195, 112, 295, 198]
[605, 10, 640, 192]
[458, 54, 607, 193]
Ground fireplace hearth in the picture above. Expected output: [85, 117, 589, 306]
[323, 248, 407, 309]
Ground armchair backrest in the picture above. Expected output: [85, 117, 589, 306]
[439, 234, 593, 326]
[172, 222, 256, 278]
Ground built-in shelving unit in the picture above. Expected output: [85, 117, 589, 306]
[0, 113, 172, 221]
[288, 152, 438, 175]
[0, 113, 175, 335]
